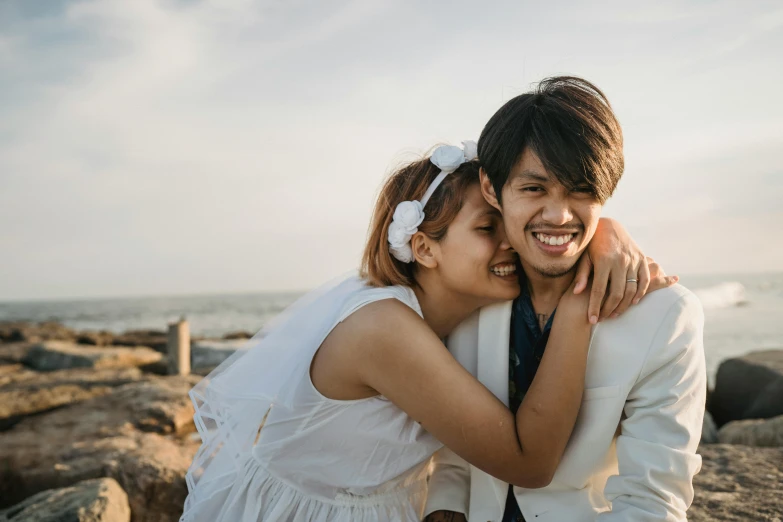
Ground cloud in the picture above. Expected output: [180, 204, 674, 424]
[0, 0, 781, 300]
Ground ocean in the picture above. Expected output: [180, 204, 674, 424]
[1, 272, 781, 381]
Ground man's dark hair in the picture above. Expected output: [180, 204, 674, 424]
[477, 76, 624, 204]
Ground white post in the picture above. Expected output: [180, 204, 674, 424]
[167, 318, 191, 376]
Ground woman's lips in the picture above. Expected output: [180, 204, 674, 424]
[490, 262, 517, 278]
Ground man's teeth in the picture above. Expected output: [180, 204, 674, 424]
[490, 264, 517, 276]
[534, 233, 574, 246]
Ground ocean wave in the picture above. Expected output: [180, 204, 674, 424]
[693, 282, 748, 309]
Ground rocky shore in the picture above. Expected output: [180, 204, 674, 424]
[0, 321, 781, 521]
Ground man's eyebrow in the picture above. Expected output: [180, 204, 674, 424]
[511, 170, 550, 183]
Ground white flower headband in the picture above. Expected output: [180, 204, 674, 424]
[388, 140, 478, 263]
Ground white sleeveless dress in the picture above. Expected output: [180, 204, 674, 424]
[181, 279, 444, 522]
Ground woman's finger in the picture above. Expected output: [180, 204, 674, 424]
[599, 260, 627, 320]
[632, 256, 651, 305]
[648, 260, 679, 291]
[611, 263, 640, 318]
[588, 262, 610, 324]
[573, 254, 592, 295]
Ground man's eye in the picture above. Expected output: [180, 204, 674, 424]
[572, 187, 593, 194]
[522, 186, 543, 193]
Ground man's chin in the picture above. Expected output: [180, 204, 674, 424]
[530, 261, 578, 279]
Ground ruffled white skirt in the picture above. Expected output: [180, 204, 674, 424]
[180, 453, 429, 522]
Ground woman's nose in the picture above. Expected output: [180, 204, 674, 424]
[498, 231, 513, 251]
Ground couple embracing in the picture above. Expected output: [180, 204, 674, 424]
[180, 76, 706, 522]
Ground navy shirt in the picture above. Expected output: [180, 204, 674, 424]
[502, 281, 555, 522]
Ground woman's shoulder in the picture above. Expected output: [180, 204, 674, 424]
[337, 280, 422, 324]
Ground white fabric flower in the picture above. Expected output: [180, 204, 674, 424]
[388, 201, 424, 263]
[430, 145, 467, 173]
[462, 140, 478, 161]
[388, 220, 413, 248]
[392, 201, 424, 232]
[386, 140, 477, 264]
[389, 243, 414, 263]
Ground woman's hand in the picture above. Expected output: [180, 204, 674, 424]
[574, 218, 678, 324]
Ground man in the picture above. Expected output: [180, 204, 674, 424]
[424, 77, 706, 522]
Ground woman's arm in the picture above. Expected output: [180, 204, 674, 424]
[346, 289, 590, 489]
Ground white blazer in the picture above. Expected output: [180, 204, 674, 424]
[425, 285, 707, 522]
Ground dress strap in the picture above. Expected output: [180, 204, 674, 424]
[337, 285, 422, 325]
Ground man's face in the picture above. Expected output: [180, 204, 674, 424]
[481, 148, 603, 278]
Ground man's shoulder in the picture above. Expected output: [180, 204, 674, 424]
[612, 284, 703, 329]
[588, 285, 704, 372]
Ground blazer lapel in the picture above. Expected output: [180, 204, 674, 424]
[470, 300, 513, 521]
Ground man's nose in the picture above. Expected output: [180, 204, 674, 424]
[541, 198, 574, 225]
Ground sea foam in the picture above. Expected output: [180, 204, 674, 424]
[693, 282, 748, 310]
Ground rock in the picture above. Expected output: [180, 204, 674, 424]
[138, 357, 171, 376]
[22, 341, 163, 372]
[191, 339, 248, 373]
[222, 330, 252, 340]
[690, 444, 783, 521]
[744, 377, 783, 420]
[0, 321, 77, 343]
[105, 377, 200, 435]
[0, 477, 130, 522]
[710, 350, 783, 426]
[0, 363, 30, 387]
[0, 375, 201, 522]
[718, 415, 783, 447]
[701, 411, 719, 444]
[0, 367, 143, 431]
[77, 330, 115, 346]
[0, 342, 34, 364]
[112, 330, 168, 353]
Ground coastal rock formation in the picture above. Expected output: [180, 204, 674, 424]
[0, 363, 26, 385]
[0, 366, 143, 431]
[0, 341, 35, 364]
[222, 330, 253, 340]
[718, 415, 783, 447]
[0, 375, 200, 522]
[690, 444, 783, 521]
[701, 411, 719, 444]
[710, 350, 783, 426]
[22, 341, 163, 372]
[111, 329, 169, 353]
[0, 478, 130, 522]
[76, 330, 116, 346]
[191, 339, 248, 373]
[0, 321, 77, 344]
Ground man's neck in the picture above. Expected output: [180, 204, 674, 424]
[522, 262, 576, 318]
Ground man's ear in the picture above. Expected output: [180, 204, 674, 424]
[480, 168, 502, 211]
[410, 232, 438, 269]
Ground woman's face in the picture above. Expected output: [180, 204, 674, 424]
[433, 184, 520, 305]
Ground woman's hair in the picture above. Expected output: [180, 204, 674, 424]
[361, 152, 480, 287]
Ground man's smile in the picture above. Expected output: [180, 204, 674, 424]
[530, 230, 581, 255]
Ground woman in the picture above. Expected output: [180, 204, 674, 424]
[180, 142, 674, 522]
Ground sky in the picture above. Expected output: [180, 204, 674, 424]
[1, 0, 782, 301]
